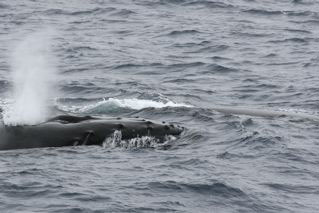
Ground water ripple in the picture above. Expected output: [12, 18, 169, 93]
[1, 0, 319, 212]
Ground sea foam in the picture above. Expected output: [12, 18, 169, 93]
[57, 97, 193, 114]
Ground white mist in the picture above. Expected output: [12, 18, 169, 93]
[4, 29, 57, 125]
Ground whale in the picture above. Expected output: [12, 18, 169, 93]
[0, 115, 184, 151]
[210, 106, 319, 121]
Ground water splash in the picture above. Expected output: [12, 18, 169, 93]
[57, 97, 193, 114]
[103, 130, 177, 149]
[3, 29, 57, 125]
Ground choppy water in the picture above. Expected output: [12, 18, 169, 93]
[1, 0, 319, 212]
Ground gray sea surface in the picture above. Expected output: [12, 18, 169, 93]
[1, 0, 319, 212]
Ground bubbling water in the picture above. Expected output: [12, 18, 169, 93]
[3, 29, 57, 125]
[103, 130, 177, 149]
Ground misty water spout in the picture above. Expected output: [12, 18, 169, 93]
[3, 30, 57, 125]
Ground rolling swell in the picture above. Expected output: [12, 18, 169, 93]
[147, 181, 246, 198]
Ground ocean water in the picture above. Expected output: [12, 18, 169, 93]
[1, 0, 319, 212]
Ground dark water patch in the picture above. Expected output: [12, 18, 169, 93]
[244, 9, 315, 17]
[178, 93, 202, 100]
[125, 206, 180, 213]
[183, 1, 234, 9]
[256, 83, 280, 89]
[148, 181, 246, 198]
[216, 151, 257, 159]
[175, 129, 206, 146]
[110, 9, 136, 17]
[244, 9, 317, 18]
[163, 78, 196, 84]
[100, 18, 129, 23]
[206, 64, 238, 73]
[158, 0, 189, 5]
[66, 46, 98, 53]
[291, 19, 319, 24]
[166, 62, 206, 70]
[43, 7, 116, 16]
[70, 8, 115, 16]
[233, 32, 274, 38]
[291, 0, 313, 5]
[263, 53, 277, 58]
[114, 63, 145, 69]
[112, 30, 133, 35]
[187, 44, 229, 53]
[267, 61, 300, 66]
[49, 207, 96, 213]
[73, 194, 112, 202]
[189, 110, 215, 122]
[210, 56, 231, 61]
[152, 200, 185, 208]
[192, 88, 215, 95]
[0, 181, 62, 198]
[232, 133, 283, 152]
[285, 10, 316, 17]
[243, 9, 284, 16]
[268, 37, 309, 43]
[272, 148, 319, 165]
[59, 84, 107, 94]
[171, 158, 210, 168]
[0, 3, 9, 9]
[165, 30, 201, 37]
[172, 40, 210, 48]
[262, 183, 319, 194]
[57, 97, 103, 104]
[113, 62, 163, 70]
[285, 28, 312, 35]
[241, 118, 254, 126]
[15, 168, 46, 176]
[0, 79, 10, 93]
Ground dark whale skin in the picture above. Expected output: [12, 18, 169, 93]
[0, 115, 184, 150]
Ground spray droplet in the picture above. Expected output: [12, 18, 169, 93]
[3, 29, 57, 125]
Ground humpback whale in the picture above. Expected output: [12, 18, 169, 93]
[0, 115, 184, 151]
[1, 106, 317, 151]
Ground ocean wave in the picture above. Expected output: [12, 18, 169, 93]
[148, 180, 246, 197]
[183, 1, 234, 8]
[56, 98, 193, 114]
[165, 30, 201, 37]
[243, 8, 316, 17]
[0, 3, 9, 9]
[165, 62, 206, 70]
[243, 9, 283, 16]
[187, 44, 229, 53]
[284, 28, 312, 34]
[113, 63, 162, 69]
[158, 0, 189, 5]
[268, 37, 310, 43]
[0, 80, 10, 93]
[206, 64, 237, 73]
[110, 9, 136, 17]
[262, 183, 319, 194]
[66, 46, 98, 53]
[42, 7, 116, 16]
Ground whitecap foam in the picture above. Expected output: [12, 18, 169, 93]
[57, 97, 193, 114]
[102, 130, 177, 149]
[104, 98, 192, 109]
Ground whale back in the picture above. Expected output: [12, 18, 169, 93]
[0, 115, 184, 150]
